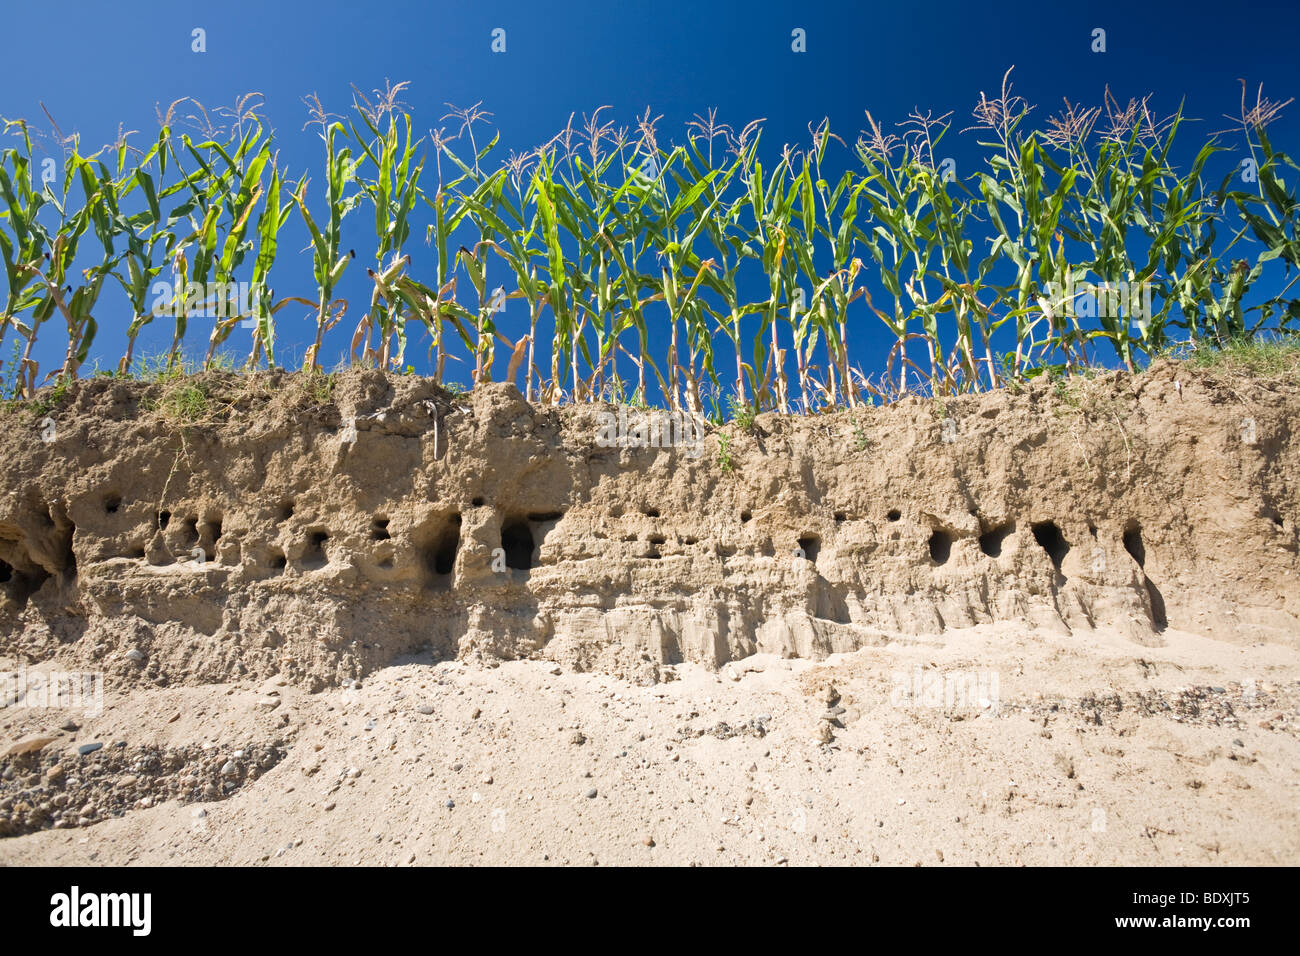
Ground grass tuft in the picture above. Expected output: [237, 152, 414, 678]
[1175, 335, 1300, 379]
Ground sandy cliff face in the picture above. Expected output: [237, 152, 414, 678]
[1, 360, 1296, 690]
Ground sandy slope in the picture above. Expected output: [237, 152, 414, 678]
[2, 619, 1296, 866]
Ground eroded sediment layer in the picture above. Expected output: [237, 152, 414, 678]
[1, 361, 1297, 690]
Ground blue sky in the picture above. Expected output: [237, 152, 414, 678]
[3, 0, 1299, 390]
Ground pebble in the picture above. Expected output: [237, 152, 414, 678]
[125, 648, 145, 663]
[416, 704, 434, 715]
[77, 742, 103, 756]
[585, 788, 598, 799]
[5, 735, 58, 757]
[220, 760, 238, 776]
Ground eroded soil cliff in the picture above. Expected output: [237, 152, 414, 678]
[1, 359, 1297, 693]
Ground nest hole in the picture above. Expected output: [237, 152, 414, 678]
[500, 520, 535, 571]
[1123, 522, 1146, 568]
[0, 556, 49, 607]
[202, 516, 223, 545]
[1032, 521, 1070, 572]
[421, 515, 461, 582]
[979, 521, 1015, 558]
[928, 529, 952, 565]
[302, 530, 329, 570]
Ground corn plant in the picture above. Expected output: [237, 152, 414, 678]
[0, 78, 1297, 413]
[0, 119, 53, 391]
[349, 84, 422, 369]
[4, 131, 116, 391]
[290, 120, 359, 371]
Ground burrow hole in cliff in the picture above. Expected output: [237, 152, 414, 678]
[740, 510, 752, 523]
[302, 530, 330, 570]
[276, 500, 295, 523]
[0, 559, 49, 607]
[798, 535, 820, 564]
[1122, 521, 1146, 568]
[1032, 521, 1070, 573]
[1123, 521, 1167, 629]
[104, 492, 122, 515]
[928, 529, 953, 565]
[834, 511, 847, 523]
[371, 516, 391, 540]
[173, 514, 221, 563]
[642, 507, 661, 519]
[887, 509, 901, 522]
[500, 518, 535, 571]
[44, 503, 76, 580]
[0, 537, 51, 607]
[979, 521, 1015, 558]
[471, 496, 485, 508]
[157, 510, 171, 530]
[417, 513, 461, 586]
[268, 548, 287, 572]
[202, 515, 223, 552]
[645, 534, 666, 559]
